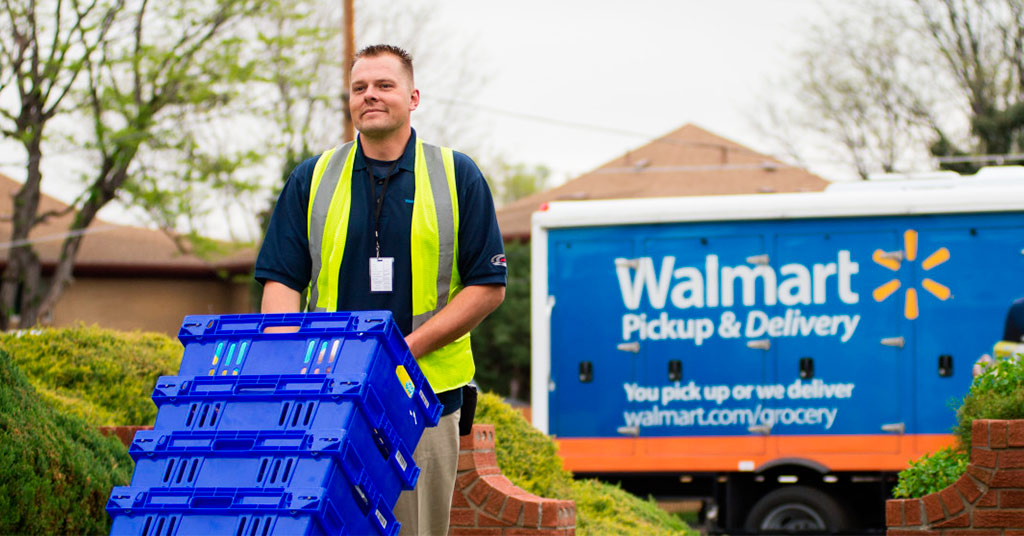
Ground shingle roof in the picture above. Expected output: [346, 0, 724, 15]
[0, 173, 254, 276]
[496, 123, 829, 239]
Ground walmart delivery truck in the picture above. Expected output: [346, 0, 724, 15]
[529, 167, 1024, 533]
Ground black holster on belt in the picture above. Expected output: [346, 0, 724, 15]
[458, 384, 477, 436]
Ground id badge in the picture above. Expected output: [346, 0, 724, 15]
[369, 257, 394, 293]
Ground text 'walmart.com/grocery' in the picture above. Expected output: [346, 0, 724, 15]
[621, 379, 855, 431]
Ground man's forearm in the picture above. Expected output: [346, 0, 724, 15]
[262, 281, 301, 313]
[405, 284, 505, 358]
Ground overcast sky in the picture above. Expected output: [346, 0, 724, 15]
[0, 1, 843, 240]
[423, 0, 835, 183]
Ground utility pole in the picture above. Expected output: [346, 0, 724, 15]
[342, 0, 355, 142]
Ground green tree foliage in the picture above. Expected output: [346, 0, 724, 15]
[486, 159, 550, 206]
[0, 325, 181, 426]
[893, 354, 1024, 497]
[471, 239, 531, 400]
[0, 349, 133, 534]
[0, 0, 266, 329]
[474, 391, 695, 535]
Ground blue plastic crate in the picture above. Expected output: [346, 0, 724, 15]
[176, 312, 442, 448]
[128, 427, 414, 506]
[107, 486, 396, 536]
[148, 374, 418, 500]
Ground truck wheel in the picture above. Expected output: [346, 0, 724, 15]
[744, 486, 848, 533]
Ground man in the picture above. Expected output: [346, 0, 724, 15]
[1004, 296, 1024, 343]
[255, 44, 506, 535]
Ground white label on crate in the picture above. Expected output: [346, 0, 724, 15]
[419, 390, 429, 408]
[395, 450, 408, 472]
[376, 510, 388, 529]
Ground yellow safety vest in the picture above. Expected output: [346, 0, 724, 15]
[305, 136, 474, 394]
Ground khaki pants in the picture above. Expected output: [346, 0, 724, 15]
[394, 409, 460, 535]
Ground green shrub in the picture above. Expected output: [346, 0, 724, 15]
[0, 325, 181, 426]
[893, 355, 1024, 498]
[0, 349, 133, 534]
[474, 392, 695, 535]
[891, 445, 969, 498]
[953, 356, 1024, 449]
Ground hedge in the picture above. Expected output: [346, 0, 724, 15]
[0, 349, 133, 534]
[0, 325, 181, 426]
[475, 391, 696, 535]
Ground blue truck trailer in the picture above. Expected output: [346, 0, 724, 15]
[529, 168, 1024, 532]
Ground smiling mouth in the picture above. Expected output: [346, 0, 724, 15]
[362, 109, 385, 117]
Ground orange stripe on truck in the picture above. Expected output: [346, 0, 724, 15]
[556, 434, 955, 473]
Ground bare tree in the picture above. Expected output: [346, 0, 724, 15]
[760, 0, 1024, 178]
[755, 2, 940, 179]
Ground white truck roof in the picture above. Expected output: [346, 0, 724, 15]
[532, 167, 1024, 230]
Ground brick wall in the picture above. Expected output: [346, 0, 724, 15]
[99, 425, 152, 446]
[450, 424, 576, 535]
[887, 419, 1024, 534]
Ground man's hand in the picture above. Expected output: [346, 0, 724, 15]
[405, 284, 505, 358]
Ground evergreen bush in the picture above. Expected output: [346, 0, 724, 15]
[0, 349, 133, 534]
[471, 239, 531, 400]
[893, 354, 1024, 497]
[475, 391, 695, 535]
[0, 325, 181, 426]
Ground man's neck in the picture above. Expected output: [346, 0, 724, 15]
[359, 128, 412, 160]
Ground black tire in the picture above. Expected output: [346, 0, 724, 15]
[743, 485, 849, 534]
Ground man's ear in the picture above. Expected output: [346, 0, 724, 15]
[409, 88, 420, 112]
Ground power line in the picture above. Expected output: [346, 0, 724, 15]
[0, 224, 121, 251]
[425, 96, 766, 157]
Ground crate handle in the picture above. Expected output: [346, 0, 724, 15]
[190, 496, 232, 509]
[212, 438, 255, 451]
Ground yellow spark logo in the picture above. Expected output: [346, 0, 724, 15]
[872, 230, 951, 319]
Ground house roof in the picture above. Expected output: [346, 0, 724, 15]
[0, 173, 255, 277]
[496, 124, 830, 239]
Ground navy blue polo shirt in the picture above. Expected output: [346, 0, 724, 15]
[255, 131, 506, 413]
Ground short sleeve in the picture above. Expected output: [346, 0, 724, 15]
[254, 156, 319, 292]
[453, 152, 507, 287]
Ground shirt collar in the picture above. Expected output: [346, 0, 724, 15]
[352, 128, 417, 173]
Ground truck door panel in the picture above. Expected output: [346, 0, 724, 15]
[772, 230, 903, 454]
[639, 233, 769, 456]
[912, 221, 1024, 449]
[549, 233, 637, 445]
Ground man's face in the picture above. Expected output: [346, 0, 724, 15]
[350, 54, 419, 139]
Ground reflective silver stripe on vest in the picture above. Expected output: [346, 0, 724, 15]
[412, 143, 455, 330]
[308, 141, 355, 312]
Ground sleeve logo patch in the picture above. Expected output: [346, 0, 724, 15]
[490, 254, 507, 267]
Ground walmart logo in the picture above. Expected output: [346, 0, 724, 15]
[872, 230, 951, 319]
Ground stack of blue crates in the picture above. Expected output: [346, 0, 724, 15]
[107, 311, 442, 536]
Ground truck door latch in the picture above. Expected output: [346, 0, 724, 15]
[616, 426, 640, 437]
[746, 339, 771, 351]
[614, 258, 640, 269]
[748, 424, 772, 435]
[881, 422, 905, 434]
[745, 254, 770, 265]
[880, 337, 905, 348]
[877, 250, 904, 261]
[617, 342, 641, 353]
